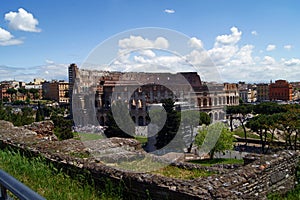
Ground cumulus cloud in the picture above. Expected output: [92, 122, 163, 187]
[284, 45, 292, 50]
[139, 50, 156, 58]
[164, 9, 175, 14]
[5, 8, 41, 32]
[113, 27, 300, 82]
[228, 45, 255, 66]
[119, 35, 169, 50]
[266, 44, 276, 51]
[0, 27, 23, 46]
[188, 37, 203, 49]
[283, 58, 300, 66]
[251, 31, 258, 36]
[215, 26, 242, 46]
[261, 56, 276, 65]
[185, 49, 211, 66]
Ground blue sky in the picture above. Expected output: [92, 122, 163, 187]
[0, 0, 299, 82]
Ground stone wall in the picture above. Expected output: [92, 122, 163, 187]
[0, 120, 299, 199]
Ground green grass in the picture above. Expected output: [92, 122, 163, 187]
[106, 156, 166, 172]
[268, 184, 300, 200]
[233, 127, 275, 140]
[233, 127, 261, 139]
[74, 132, 104, 141]
[134, 135, 148, 145]
[152, 165, 214, 180]
[189, 158, 244, 166]
[0, 148, 121, 200]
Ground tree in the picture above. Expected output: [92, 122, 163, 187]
[18, 88, 28, 95]
[246, 115, 270, 153]
[6, 88, 17, 102]
[51, 115, 73, 140]
[35, 101, 44, 122]
[253, 102, 286, 115]
[200, 112, 211, 125]
[29, 88, 39, 100]
[155, 98, 180, 150]
[180, 110, 200, 153]
[195, 122, 235, 159]
[226, 104, 253, 145]
[276, 111, 300, 150]
[179, 111, 211, 153]
[104, 100, 134, 138]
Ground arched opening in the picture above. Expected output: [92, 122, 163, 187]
[203, 98, 207, 107]
[197, 98, 201, 107]
[138, 116, 144, 126]
[214, 112, 218, 121]
[209, 113, 213, 120]
[219, 111, 225, 120]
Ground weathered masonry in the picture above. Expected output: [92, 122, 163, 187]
[68, 63, 239, 127]
[0, 120, 299, 199]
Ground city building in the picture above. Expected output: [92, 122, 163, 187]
[269, 80, 293, 101]
[0, 82, 11, 102]
[42, 80, 70, 104]
[256, 83, 269, 102]
[291, 82, 300, 101]
[238, 83, 257, 103]
[33, 78, 45, 85]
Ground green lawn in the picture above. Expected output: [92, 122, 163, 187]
[74, 132, 104, 141]
[152, 165, 214, 180]
[233, 127, 261, 139]
[189, 158, 244, 166]
[233, 127, 274, 140]
[0, 148, 121, 200]
[134, 135, 148, 145]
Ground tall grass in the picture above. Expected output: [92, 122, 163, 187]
[0, 148, 122, 200]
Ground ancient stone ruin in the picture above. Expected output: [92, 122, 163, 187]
[0, 120, 299, 199]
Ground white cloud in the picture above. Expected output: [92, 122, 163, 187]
[0, 63, 68, 82]
[261, 56, 276, 65]
[164, 9, 175, 14]
[139, 50, 156, 58]
[112, 27, 300, 82]
[5, 8, 41, 32]
[284, 45, 292, 50]
[188, 37, 203, 49]
[228, 45, 255, 66]
[251, 31, 258, 36]
[215, 26, 242, 46]
[283, 58, 300, 66]
[185, 49, 210, 66]
[119, 35, 169, 50]
[0, 27, 23, 46]
[266, 44, 276, 51]
[45, 59, 55, 64]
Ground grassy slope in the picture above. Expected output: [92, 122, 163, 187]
[0, 149, 120, 200]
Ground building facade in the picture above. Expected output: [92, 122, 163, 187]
[269, 80, 292, 101]
[69, 64, 239, 127]
[256, 83, 269, 102]
[0, 83, 11, 102]
[42, 80, 70, 103]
